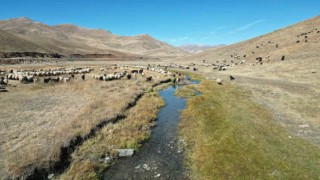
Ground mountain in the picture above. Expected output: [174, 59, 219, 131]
[0, 17, 187, 58]
[0, 29, 49, 53]
[178, 44, 225, 54]
[182, 16, 320, 63]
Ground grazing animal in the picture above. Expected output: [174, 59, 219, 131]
[20, 76, 29, 84]
[281, 55, 285, 61]
[193, 67, 198, 71]
[63, 77, 70, 83]
[3, 78, 8, 85]
[216, 79, 223, 85]
[44, 78, 51, 84]
[146, 76, 152, 82]
[71, 74, 75, 79]
[50, 78, 59, 83]
[229, 75, 235, 80]
[81, 74, 85, 80]
[256, 57, 263, 62]
[126, 74, 132, 80]
[0, 77, 5, 85]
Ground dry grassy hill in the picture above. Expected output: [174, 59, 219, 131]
[0, 17, 187, 58]
[0, 29, 49, 53]
[182, 16, 320, 64]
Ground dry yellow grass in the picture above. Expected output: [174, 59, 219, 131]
[0, 79, 142, 177]
[60, 92, 165, 179]
[0, 64, 171, 178]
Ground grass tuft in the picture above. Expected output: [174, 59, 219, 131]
[175, 85, 197, 98]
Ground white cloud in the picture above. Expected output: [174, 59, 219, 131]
[234, 19, 266, 32]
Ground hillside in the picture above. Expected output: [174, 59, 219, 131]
[181, 16, 320, 64]
[0, 17, 187, 58]
[0, 29, 49, 53]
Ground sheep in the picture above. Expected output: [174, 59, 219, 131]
[26, 75, 34, 83]
[216, 79, 223, 85]
[19, 76, 29, 84]
[131, 70, 138, 74]
[81, 74, 85, 80]
[229, 75, 235, 80]
[0, 77, 5, 85]
[3, 78, 9, 84]
[63, 77, 70, 83]
[146, 76, 152, 82]
[44, 78, 51, 84]
[126, 74, 132, 80]
[50, 78, 60, 83]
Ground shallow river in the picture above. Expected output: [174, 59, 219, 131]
[103, 80, 199, 180]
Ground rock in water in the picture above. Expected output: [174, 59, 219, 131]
[116, 149, 135, 157]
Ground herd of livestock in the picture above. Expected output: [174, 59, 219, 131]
[0, 64, 189, 91]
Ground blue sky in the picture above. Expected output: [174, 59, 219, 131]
[0, 0, 319, 46]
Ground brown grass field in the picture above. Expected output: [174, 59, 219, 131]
[0, 64, 171, 178]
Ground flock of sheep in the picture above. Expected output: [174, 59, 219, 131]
[0, 67, 93, 84]
[0, 64, 186, 92]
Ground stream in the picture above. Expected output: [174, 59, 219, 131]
[103, 79, 199, 180]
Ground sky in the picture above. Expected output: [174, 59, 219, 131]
[0, 0, 319, 46]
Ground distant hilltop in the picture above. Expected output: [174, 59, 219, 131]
[0, 17, 188, 58]
[178, 44, 225, 54]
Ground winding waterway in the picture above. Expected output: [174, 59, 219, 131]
[103, 80, 199, 180]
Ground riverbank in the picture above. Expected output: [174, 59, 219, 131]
[60, 92, 165, 179]
[103, 79, 199, 179]
[179, 79, 320, 179]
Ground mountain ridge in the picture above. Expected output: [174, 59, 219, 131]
[0, 17, 187, 58]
